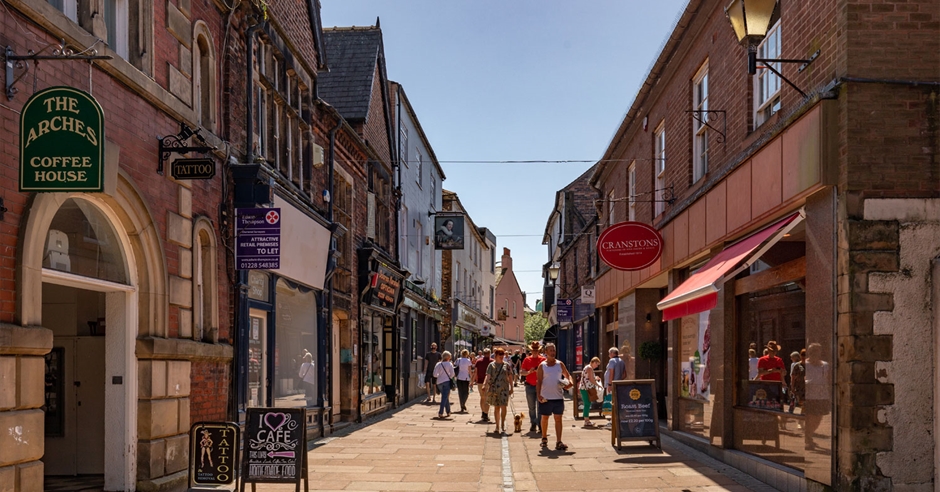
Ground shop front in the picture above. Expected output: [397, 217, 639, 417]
[239, 195, 332, 440]
[358, 246, 406, 418]
[452, 300, 483, 353]
[658, 192, 835, 486]
[401, 282, 440, 403]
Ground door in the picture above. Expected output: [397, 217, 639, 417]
[43, 337, 105, 475]
[248, 309, 269, 407]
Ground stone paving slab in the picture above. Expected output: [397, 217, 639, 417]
[250, 385, 780, 492]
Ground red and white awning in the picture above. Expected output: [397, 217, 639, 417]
[657, 211, 804, 321]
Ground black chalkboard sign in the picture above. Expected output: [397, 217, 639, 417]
[189, 422, 239, 488]
[610, 379, 661, 449]
[241, 408, 308, 490]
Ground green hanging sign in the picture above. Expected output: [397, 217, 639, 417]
[20, 86, 105, 192]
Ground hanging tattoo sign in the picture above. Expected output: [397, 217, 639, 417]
[188, 422, 240, 489]
[241, 408, 308, 490]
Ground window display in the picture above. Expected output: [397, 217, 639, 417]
[362, 314, 384, 396]
[274, 279, 317, 408]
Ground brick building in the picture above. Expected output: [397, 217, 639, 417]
[542, 165, 599, 369]
[589, 0, 939, 489]
[0, 0, 232, 490]
[494, 248, 526, 346]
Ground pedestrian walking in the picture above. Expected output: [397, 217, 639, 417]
[604, 347, 627, 429]
[579, 356, 602, 427]
[423, 343, 441, 403]
[520, 341, 545, 433]
[455, 349, 474, 413]
[474, 348, 492, 422]
[537, 343, 573, 451]
[510, 349, 522, 386]
[432, 351, 455, 418]
[483, 348, 515, 434]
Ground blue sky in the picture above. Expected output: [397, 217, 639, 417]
[321, 0, 689, 304]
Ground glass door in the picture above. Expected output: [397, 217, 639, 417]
[248, 309, 268, 407]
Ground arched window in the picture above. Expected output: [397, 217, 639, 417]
[193, 218, 218, 342]
[193, 23, 217, 131]
[44, 198, 129, 285]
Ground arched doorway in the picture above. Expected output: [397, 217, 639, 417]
[21, 190, 151, 491]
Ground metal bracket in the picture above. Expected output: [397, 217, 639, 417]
[0, 197, 7, 221]
[5, 44, 112, 100]
[686, 110, 727, 145]
[157, 122, 215, 175]
[751, 49, 821, 99]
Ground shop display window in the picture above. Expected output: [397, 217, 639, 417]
[274, 279, 317, 408]
[362, 314, 384, 396]
[678, 311, 713, 438]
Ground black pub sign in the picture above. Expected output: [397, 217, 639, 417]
[368, 263, 402, 314]
[172, 158, 216, 180]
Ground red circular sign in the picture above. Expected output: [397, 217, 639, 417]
[596, 221, 663, 271]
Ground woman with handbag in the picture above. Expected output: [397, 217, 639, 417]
[579, 357, 602, 427]
[483, 348, 514, 434]
[433, 351, 456, 418]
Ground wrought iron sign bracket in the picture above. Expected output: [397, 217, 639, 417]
[157, 123, 215, 175]
[750, 49, 821, 99]
[5, 44, 112, 100]
[687, 110, 727, 145]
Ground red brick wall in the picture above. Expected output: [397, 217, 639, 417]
[190, 359, 231, 421]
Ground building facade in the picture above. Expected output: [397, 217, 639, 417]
[590, 0, 939, 489]
[494, 248, 527, 347]
[0, 0, 234, 490]
[390, 82, 446, 402]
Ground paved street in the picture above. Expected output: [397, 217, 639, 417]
[258, 388, 779, 492]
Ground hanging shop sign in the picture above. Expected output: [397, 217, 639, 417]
[188, 422, 239, 487]
[172, 158, 216, 180]
[236, 208, 281, 270]
[434, 213, 465, 250]
[242, 408, 308, 487]
[557, 298, 573, 323]
[581, 285, 596, 304]
[20, 86, 104, 192]
[597, 221, 663, 271]
[367, 263, 402, 314]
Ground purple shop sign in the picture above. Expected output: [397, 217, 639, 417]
[557, 298, 573, 323]
[236, 208, 281, 270]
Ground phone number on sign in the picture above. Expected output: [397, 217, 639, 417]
[238, 260, 280, 270]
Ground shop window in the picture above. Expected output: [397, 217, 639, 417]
[653, 122, 666, 217]
[274, 278, 317, 408]
[692, 62, 709, 182]
[193, 26, 217, 131]
[754, 21, 782, 127]
[43, 198, 128, 285]
[362, 314, 384, 396]
[193, 219, 218, 342]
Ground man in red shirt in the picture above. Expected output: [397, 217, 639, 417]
[473, 348, 492, 422]
[520, 341, 546, 433]
[758, 340, 786, 382]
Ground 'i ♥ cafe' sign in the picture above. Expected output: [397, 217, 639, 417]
[597, 221, 663, 271]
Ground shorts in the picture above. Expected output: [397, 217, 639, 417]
[538, 399, 565, 416]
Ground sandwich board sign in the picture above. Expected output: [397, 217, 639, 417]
[188, 421, 240, 489]
[241, 407, 308, 491]
[610, 379, 661, 450]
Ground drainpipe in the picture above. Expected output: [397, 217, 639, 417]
[234, 19, 266, 424]
[321, 118, 342, 432]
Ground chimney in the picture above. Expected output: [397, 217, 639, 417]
[502, 247, 512, 271]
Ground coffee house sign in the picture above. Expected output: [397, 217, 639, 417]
[20, 87, 105, 192]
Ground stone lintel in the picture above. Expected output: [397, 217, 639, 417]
[136, 337, 233, 362]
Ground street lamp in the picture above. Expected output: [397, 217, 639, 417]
[725, 0, 819, 96]
[548, 264, 560, 282]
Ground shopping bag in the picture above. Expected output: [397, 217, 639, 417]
[417, 372, 426, 389]
[601, 393, 613, 417]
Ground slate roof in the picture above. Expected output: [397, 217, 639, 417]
[319, 27, 383, 122]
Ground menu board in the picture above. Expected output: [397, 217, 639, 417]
[242, 408, 306, 485]
[189, 422, 239, 486]
[611, 379, 661, 449]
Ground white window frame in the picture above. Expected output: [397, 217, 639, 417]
[628, 162, 636, 221]
[49, 0, 78, 21]
[693, 62, 709, 182]
[607, 190, 615, 225]
[754, 21, 782, 127]
[415, 149, 423, 187]
[399, 126, 408, 167]
[104, 0, 129, 59]
[654, 122, 666, 217]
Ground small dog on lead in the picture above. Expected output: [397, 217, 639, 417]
[513, 412, 525, 433]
